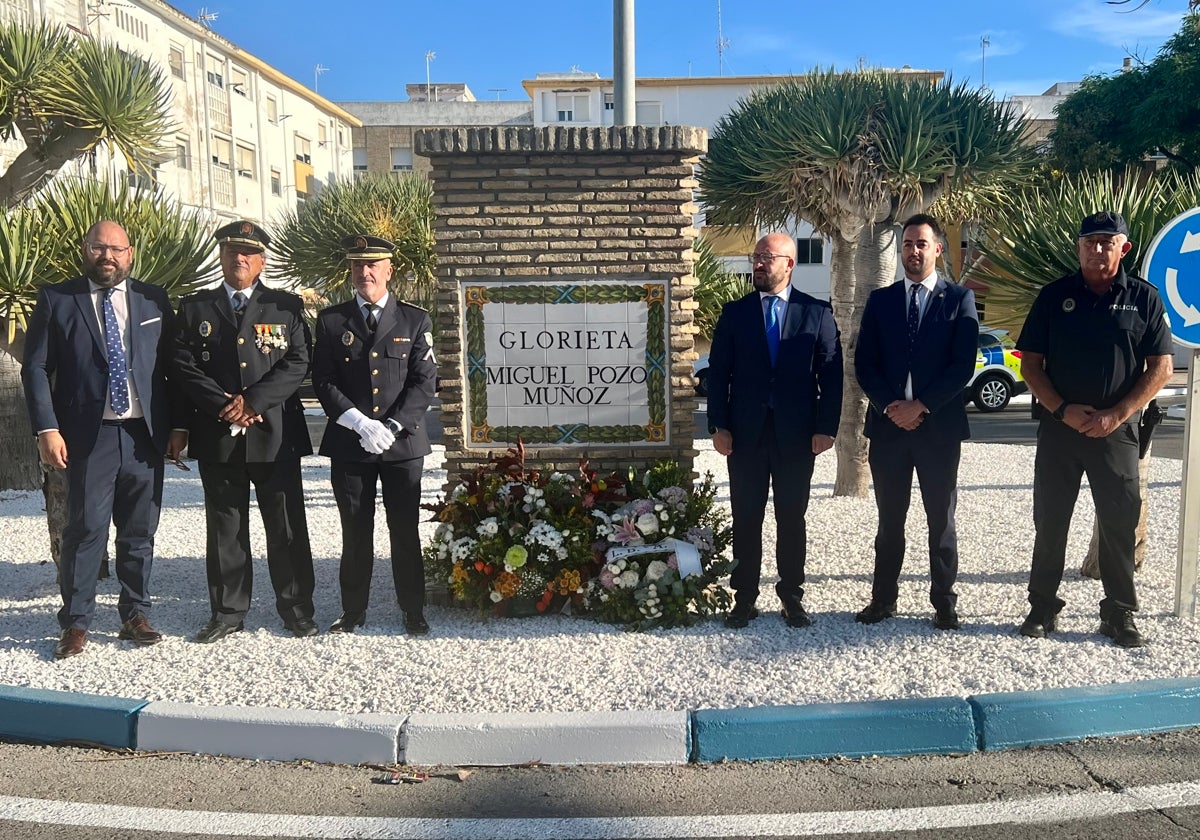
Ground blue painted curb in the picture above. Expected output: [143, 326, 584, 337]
[0, 685, 146, 749]
[690, 696, 977, 762]
[971, 677, 1200, 750]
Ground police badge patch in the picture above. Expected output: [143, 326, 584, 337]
[1063, 299, 1077, 313]
[199, 320, 213, 337]
[342, 331, 355, 346]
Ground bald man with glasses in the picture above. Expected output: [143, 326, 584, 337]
[706, 232, 843, 630]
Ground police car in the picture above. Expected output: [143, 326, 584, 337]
[967, 328, 1026, 412]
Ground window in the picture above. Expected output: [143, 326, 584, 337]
[266, 96, 278, 124]
[168, 45, 185, 79]
[174, 137, 191, 170]
[206, 69, 224, 89]
[795, 237, 825, 265]
[635, 100, 663, 125]
[317, 122, 328, 146]
[294, 135, 311, 164]
[390, 147, 413, 171]
[554, 92, 589, 122]
[230, 67, 249, 97]
[115, 8, 148, 39]
[603, 92, 614, 111]
[270, 168, 281, 196]
[236, 144, 256, 178]
[352, 148, 368, 172]
[210, 135, 231, 170]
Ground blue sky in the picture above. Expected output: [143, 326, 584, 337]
[203, 0, 1189, 102]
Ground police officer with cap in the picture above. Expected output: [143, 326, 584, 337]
[312, 234, 437, 635]
[172, 220, 318, 643]
[1016, 210, 1173, 647]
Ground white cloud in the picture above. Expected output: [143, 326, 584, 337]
[1051, 0, 1183, 47]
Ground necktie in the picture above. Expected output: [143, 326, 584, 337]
[364, 303, 378, 334]
[765, 295, 781, 366]
[102, 288, 130, 415]
[232, 291, 247, 321]
[907, 284, 921, 348]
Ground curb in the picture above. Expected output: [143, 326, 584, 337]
[3, 678, 1200, 766]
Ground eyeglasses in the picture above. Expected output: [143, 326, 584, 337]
[84, 243, 132, 256]
[750, 252, 790, 263]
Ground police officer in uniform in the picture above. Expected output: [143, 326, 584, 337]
[312, 235, 436, 636]
[172, 221, 318, 643]
[1016, 211, 1173, 648]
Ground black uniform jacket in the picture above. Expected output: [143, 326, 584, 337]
[172, 284, 313, 463]
[312, 296, 436, 462]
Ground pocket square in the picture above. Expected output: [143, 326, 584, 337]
[139, 316, 162, 326]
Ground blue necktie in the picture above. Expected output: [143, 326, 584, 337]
[907, 284, 921, 348]
[765, 295, 781, 366]
[232, 290, 248, 321]
[102, 288, 130, 415]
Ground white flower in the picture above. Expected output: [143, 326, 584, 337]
[636, 512, 660, 535]
[489, 591, 503, 603]
[476, 517, 499, 537]
[618, 570, 640, 589]
[450, 537, 478, 561]
[645, 560, 669, 581]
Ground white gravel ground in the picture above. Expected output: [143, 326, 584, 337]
[1, 442, 1197, 716]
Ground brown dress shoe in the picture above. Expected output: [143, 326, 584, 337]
[54, 628, 87, 660]
[118, 614, 163, 646]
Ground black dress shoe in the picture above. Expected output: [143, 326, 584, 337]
[329, 611, 366, 633]
[404, 611, 430, 636]
[724, 601, 759, 629]
[284, 617, 318, 638]
[855, 601, 897, 624]
[1099, 609, 1144, 648]
[781, 603, 812, 628]
[1018, 609, 1057, 638]
[194, 618, 244, 644]
[933, 609, 961, 631]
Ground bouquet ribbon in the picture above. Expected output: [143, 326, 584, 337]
[605, 538, 703, 578]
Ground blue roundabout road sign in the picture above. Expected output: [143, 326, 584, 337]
[1143, 207, 1200, 349]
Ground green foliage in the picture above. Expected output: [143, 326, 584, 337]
[968, 168, 1200, 312]
[0, 178, 218, 353]
[691, 237, 746, 341]
[1049, 14, 1200, 173]
[700, 69, 1036, 234]
[0, 19, 174, 205]
[270, 174, 436, 308]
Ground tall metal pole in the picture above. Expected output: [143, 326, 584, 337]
[613, 0, 635, 126]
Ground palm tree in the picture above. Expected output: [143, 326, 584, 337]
[969, 167, 1200, 576]
[700, 69, 1036, 495]
[270, 174, 436, 311]
[0, 19, 174, 208]
[691, 236, 747, 343]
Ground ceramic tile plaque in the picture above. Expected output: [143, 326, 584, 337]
[462, 279, 669, 447]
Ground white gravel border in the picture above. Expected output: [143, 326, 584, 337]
[1, 442, 1196, 715]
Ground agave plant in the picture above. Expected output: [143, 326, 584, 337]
[0, 19, 174, 207]
[702, 69, 1036, 495]
[269, 173, 436, 310]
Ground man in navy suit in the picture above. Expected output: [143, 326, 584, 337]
[22, 220, 183, 659]
[312, 235, 437, 636]
[707, 233, 843, 629]
[854, 213, 979, 630]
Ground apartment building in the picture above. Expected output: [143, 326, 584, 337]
[0, 0, 359, 228]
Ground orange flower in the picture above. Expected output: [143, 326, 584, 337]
[494, 571, 520, 598]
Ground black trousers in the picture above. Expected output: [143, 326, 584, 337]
[1029, 419, 1140, 615]
[60, 419, 163, 629]
[727, 412, 815, 603]
[197, 457, 315, 625]
[867, 429, 961, 612]
[330, 457, 426, 614]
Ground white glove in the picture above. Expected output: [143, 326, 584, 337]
[337, 408, 395, 454]
[229, 423, 247, 436]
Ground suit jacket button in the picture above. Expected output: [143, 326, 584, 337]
[372, 388, 379, 394]
[344, 357, 350, 362]
[372, 369, 379, 376]
[240, 362, 247, 368]
[372, 406, 380, 413]
[371, 351, 378, 358]
[237, 337, 245, 345]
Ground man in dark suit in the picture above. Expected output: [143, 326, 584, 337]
[707, 232, 843, 629]
[22, 220, 182, 658]
[854, 213, 979, 630]
[312, 235, 437, 636]
[172, 221, 317, 643]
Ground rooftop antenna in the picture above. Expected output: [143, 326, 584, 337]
[487, 88, 507, 100]
[981, 35, 990, 90]
[716, 0, 730, 75]
[424, 50, 436, 100]
[196, 6, 218, 27]
[315, 63, 329, 93]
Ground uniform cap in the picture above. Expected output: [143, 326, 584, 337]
[1078, 211, 1128, 238]
[341, 234, 395, 261]
[215, 220, 270, 251]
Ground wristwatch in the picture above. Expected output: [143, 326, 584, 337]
[1052, 401, 1070, 421]
[708, 425, 720, 435]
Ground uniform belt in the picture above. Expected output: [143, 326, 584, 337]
[101, 417, 143, 427]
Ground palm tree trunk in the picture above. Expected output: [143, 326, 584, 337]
[0, 349, 41, 491]
[830, 232, 868, 496]
[1081, 443, 1151, 578]
[834, 222, 898, 497]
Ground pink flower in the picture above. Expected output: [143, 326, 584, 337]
[582, 493, 595, 509]
[612, 516, 643, 545]
[599, 567, 617, 589]
[667, 553, 679, 570]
